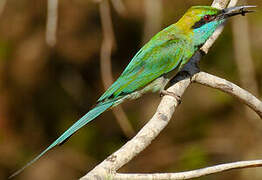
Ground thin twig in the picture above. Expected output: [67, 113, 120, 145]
[114, 160, 262, 180]
[142, 0, 163, 43]
[99, 0, 135, 138]
[111, 0, 127, 17]
[46, 0, 58, 47]
[0, 0, 6, 16]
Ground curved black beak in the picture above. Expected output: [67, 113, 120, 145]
[220, 5, 256, 18]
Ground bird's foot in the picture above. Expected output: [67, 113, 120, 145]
[160, 90, 181, 105]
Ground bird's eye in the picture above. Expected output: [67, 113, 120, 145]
[204, 15, 212, 21]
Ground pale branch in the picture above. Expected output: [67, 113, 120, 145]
[192, 72, 262, 118]
[80, 0, 262, 179]
[111, 0, 127, 17]
[212, 0, 230, 9]
[113, 160, 262, 180]
[142, 0, 163, 43]
[46, 0, 58, 47]
[228, 0, 238, 8]
[0, 0, 6, 16]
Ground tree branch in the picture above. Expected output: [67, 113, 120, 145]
[113, 160, 262, 180]
[111, 0, 127, 17]
[0, 0, 6, 17]
[46, 0, 58, 47]
[80, 0, 262, 179]
[142, 0, 163, 43]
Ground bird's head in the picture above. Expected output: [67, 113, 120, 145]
[176, 5, 256, 46]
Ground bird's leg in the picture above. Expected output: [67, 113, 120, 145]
[160, 90, 181, 105]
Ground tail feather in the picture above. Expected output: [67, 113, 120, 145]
[9, 101, 114, 179]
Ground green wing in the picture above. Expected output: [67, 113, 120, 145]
[98, 31, 193, 102]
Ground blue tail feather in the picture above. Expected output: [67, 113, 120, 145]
[9, 101, 114, 179]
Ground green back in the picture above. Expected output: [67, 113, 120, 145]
[98, 25, 194, 102]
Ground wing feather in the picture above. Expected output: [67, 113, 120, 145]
[98, 31, 193, 102]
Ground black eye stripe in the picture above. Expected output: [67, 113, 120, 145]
[192, 18, 206, 29]
[192, 15, 215, 29]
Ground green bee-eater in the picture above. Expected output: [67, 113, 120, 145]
[10, 5, 255, 178]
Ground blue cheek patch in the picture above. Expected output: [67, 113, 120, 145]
[193, 20, 225, 45]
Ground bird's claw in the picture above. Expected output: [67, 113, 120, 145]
[160, 90, 181, 105]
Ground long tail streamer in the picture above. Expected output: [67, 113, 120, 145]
[9, 101, 114, 179]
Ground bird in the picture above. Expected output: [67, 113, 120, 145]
[10, 5, 255, 178]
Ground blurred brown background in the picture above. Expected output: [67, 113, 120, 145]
[0, 0, 262, 179]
